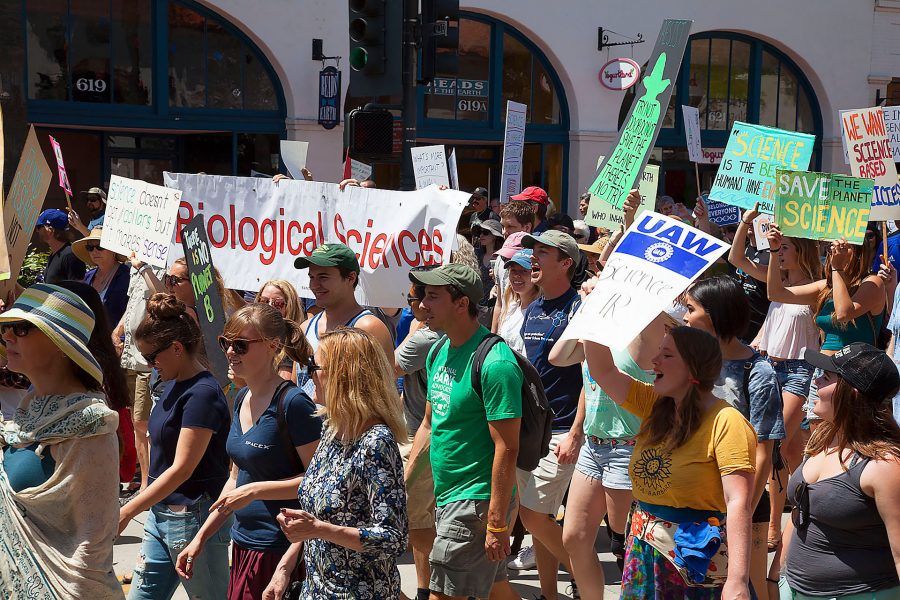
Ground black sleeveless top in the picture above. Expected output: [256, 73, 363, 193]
[784, 453, 899, 595]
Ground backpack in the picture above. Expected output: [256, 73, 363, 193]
[234, 380, 306, 474]
[428, 333, 554, 471]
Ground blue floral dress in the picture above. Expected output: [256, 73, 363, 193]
[297, 424, 408, 599]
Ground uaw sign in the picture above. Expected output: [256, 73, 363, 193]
[318, 66, 341, 130]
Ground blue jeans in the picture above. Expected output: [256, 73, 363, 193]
[128, 496, 232, 600]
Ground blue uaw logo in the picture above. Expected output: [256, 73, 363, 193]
[644, 241, 674, 263]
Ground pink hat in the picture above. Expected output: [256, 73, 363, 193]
[495, 231, 528, 260]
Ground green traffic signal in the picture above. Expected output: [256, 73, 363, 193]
[350, 47, 369, 71]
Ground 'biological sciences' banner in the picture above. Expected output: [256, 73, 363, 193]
[587, 19, 692, 210]
[561, 212, 728, 349]
[774, 170, 873, 245]
[709, 122, 814, 214]
[841, 107, 900, 221]
[163, 174, 469, 308]
[101, 175, 183, 268]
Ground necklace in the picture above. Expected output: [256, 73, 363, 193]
[93, 266, 116, 292]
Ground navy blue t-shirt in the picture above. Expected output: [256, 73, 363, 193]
[521, 287, 583, 429]
[148, 371, 230, 506]
[226, 386, 323, 552]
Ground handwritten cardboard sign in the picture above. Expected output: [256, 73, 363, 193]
[586, 154, 659, 230]
[410, 145, 450, 189]
[102, 175, 182, 268]
[500, 101, 527, 203]
[774, 170, 873, 245]
[682, 105, 703, 163]
[841, 107, 900, 221]
[48, 135, 72, 197]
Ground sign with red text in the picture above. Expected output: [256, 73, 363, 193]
[48, 135, 72, 196]
[841, 107, 900, 221]
[101, 175, 183, 268]
[599, 58, 641, 91]
[163, 173, 468, 307]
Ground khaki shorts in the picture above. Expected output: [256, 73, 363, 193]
[399, 440, 436, 530]
[516, 431, 577, 514]
[128, 370, 152, 422]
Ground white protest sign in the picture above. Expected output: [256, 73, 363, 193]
[410, 145, 450, 189]
[279, 140, 309, 180]
[101, 175, 182, 267]
[500, 100, 527, 203]
[841, 107, 900, 220]
[884, 106, 900, 161]
[163, 174, 468, 307]
[562, 212, 729, 349]
[448, 148, 459, 190]
[350, 158, 373, 182]
[682, 105, 704, 163]
[753, 214, 772, 251]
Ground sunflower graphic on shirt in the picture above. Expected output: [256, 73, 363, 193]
[632, 446, 673, 495]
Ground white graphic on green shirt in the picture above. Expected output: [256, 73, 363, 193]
[430, 366, 455, 417]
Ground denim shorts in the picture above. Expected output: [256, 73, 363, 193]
[805, 368, 824, 424]
[575, 438, 634, 490]
[769, 358, 813, 399]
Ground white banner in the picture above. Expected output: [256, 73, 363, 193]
[500, 101, 527, 203]
[280, 140, 309, 180]
[682, 105, 704, 163]
[410, 145, 450, 189]
[841, 107, 900, 220]
[163, 174, 468, 307]
[562, 212, 729, 350]
[101, 175, 183, 267]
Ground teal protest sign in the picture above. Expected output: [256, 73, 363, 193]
[586, 19, 692, 217]
[709, 122, 815, 214]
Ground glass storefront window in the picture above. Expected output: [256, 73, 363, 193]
[758, 50, 779, 127]
[424, 18, 490, 121]
[688, 38, 709, 121]
[705, 38, 730, 130]
[184, 133, 232, 175]
[112, 0, 152, 105]
[238, 133, 280, 176]
[26, 0, 69, 101]
[778, 68, 799, 131]
[206, 20, 243, 109]
[502, 33, 531, 119]
[728, 41, 751, 127]
[543, 144, 563, 206]
[70, 0, 111, 103]
[169, 3, 207, 108]
[532, 59, 559, 125]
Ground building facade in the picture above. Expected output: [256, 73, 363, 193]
[2, 0, 898, 215]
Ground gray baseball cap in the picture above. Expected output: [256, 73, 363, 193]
[522, 230, 580, 262]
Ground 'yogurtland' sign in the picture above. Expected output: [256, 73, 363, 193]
[599, 58, 641, 90]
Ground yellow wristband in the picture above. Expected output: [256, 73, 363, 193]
[486, 524, 508, 533]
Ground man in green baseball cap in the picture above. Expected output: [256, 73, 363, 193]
[293, 242, 361, 273]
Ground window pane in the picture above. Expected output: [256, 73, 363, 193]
[238, 133, 279, 175]
[728, 40, 750, 127]
[663, 75, 677, 128]
[424, 18, 490, 121]
[70, 0, 111, 103]
[184, 133, 232, 175]
[705, 38, 730, 130]
[111, 0, 152, 105]
[796, 88, 814, 134]
[502, 33, 531, 121]
[777, 64, 798, 130]
[532, 58, 559, 125]
[521, 143, 541, 193]
[26, 0, 69, 100]
[207, 19, 242, 109]
[542, 144, 563, 206]
[687, 39, 709, 125]
[243, 47, 278, 110]
[168, 4, 206, 108]
[758, 51, 779, 127]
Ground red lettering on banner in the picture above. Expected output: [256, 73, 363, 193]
[397, 230, 419, 264]
[369, 233, 388, 269]
[229, 205, 237, 248]
[259, 219, 277, 265]
[287, 220, 303, 254]
[419, 230, 434, 265]
[433, 229, 444, 260]
[209, 214, 229, 247]
[239, 217, 259, 251]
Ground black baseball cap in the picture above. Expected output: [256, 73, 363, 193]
[471, 187, 488, 199]
[804, 343, 900, 401]
[293, 242, 360, 272]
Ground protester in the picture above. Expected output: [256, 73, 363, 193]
[577, 238, 609, 275]
[726, 205, 771, 343]
[120, 294, 231, 600]
[255, 279, 306, 380]
[69, 186, 108, 235]
[572, 220, 590, 244]
[491, 201, 535, 333]
[472, 218, 504, 303]
[578, 192, 590, 219]
[655, 195, 675, 216]
[72, 228, 130, 326]
[468, 186, 499, 229]
[175, 304, 321, 598]
[511, 186, 551, 234]
[583, 326, 755, 598]
[547, 214, 575, 236]
[37, 208, 86, 284]
[780, 343, 900, 599]
[0, 283, 121, 598]
[273, 327, 408, 599]
[872, 220, 900, 273]
[407, 263, 521, 600]
[496, 249, 539, 354]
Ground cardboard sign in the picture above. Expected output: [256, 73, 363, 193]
[753, 214, 772, 251]
[561, 211, 728, 349]
[682, 105, 704, 163]
[774, 170, 873, 245]
[410, 145, 450, 189]
[884, 106, 900, 161]
[101, 175, 183, 268]
[48, 135, 72, 197]
[350, 158, 373, 183]
[164, 174, 468, 308]
[586, 156, 658, 229]
[180, 215, 230, 387]
[499, 100, 527, 203]
[709, 121, 815, 214]
[279, 140, 309, 180]
[841, 107, 900, 220]
[448, 148, 459, 191]
[707, 198, 742, 227]
[0, 109, 8, 281]
[1, 127, 52, 295]
[587, 19, 692, 210]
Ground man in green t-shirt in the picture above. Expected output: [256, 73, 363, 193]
[406, 263, 523, 600]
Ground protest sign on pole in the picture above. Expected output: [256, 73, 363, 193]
[709, 121, 815, 214]
[448, 148, 459, 190]
[101, 175, 182, 268]
[164, 174, 468, 307]
[410, 145, 450, 189]
[586, 156, 659, 230]
[841, 107, 900, 221]
[682, 105, 704, 163]
[350, 158, 373, 183]
[561, 211, 728, 349]
[180, 214, 230, 387]
[48, 135, 73, 209]
[499, 100, 527, 203]
[706, 198, 742, 226]
[587, 19, 692, 211]
[279, 140, 309, 180]
[884, 106, 900, 160]
[753, 214, 773, 251]
[0, 108, 8, 280]
[774, 170, 873, 245]
[1, 127, 52, 297]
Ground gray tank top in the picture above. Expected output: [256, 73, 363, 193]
[296, 309, 373, 396]
[784, 454, 899, 595]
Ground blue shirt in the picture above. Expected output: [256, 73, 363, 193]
[226, 386, 322, 552]
[3, 443, 55, 492]
[872, 230, 900, 273]
[148, 371, 230, 506]
[88, 213, 105, 230]
[521, 287, 583, 429]
[714, 351, 785, 441]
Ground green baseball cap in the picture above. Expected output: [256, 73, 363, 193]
[293, 242, 360, 272]
[409, 263, 483, 305]
[522, 230, 580, 262]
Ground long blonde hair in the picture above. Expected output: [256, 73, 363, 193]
[315, 327, 407, 444]
[255, 279, 306, 323]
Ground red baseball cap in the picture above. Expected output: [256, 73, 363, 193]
[510, 186, 549, 205]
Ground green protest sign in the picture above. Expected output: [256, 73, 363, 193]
[774, 169, 874, 245]
[586, 156, 659, 230]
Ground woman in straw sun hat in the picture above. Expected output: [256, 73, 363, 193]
[0, 283, 122, 599]
[72, 227, 130, 327]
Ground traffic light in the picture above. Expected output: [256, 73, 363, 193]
[347, 0, 402, 97]
[420, 0, 460, 84]
[346, 108, 395, 156]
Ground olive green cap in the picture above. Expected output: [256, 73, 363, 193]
[409, 263, 483, 305]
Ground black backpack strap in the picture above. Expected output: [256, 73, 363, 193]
[233, 386, 250, 413]
[426, 335, 449, 373]
[471, 334, 504, 398]
[275, 380, 306, 474]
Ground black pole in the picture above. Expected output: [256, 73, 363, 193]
[399, 0, 418, 191]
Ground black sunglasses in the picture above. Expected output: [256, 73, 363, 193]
[163, 274, 187, 287]
[0, 321, 36, 340]
[217, 336, 265, 355]
[306, 355, 322, 375]
[84, 243, 103, 252]
[141, 342, 172, 366]
[790, 480, 810, 530]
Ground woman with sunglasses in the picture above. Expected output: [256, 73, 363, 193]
[174, 303, 321, 599]
[119, 293, 232, 600]
[0, 284, 121, 597]
[496, 248, 540, 354]
[780, 343, 900, 599]
[72, 227, 130, 326]
[255, 280, 306, 380]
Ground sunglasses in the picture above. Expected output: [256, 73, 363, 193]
[258, 297, 286, 310]
[0, 321, 36, 340]
[790, 480, 810, 531]
[163, 274, 187, 287]
[217, 336, 266, 355]
[84, 243, 103, 252]
[306, 355, 322, 375]
[406, 295, 422, 305]
[141, 342, 172, 366]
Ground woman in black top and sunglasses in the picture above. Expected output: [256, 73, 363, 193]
[779, 343, 900, 599]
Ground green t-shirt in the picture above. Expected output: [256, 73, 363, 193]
[427, 326, 523, 506]
[582, 348, 648, 439]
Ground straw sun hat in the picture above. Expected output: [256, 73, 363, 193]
[72, 228, 126, 267]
